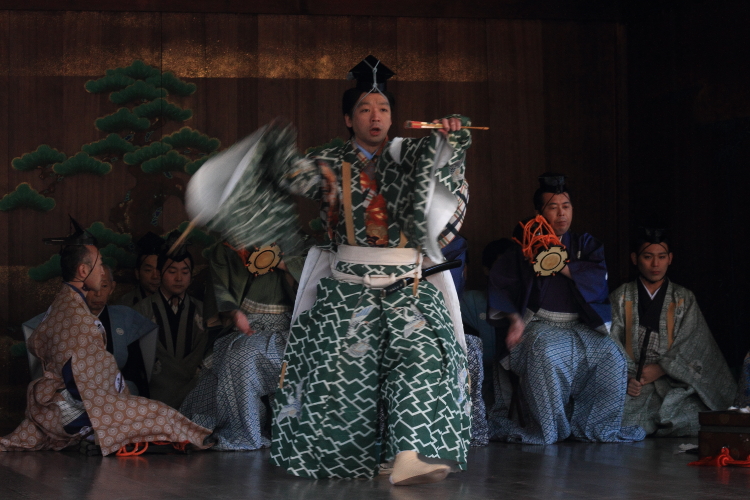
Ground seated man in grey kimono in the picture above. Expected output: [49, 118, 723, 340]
[488, 173, 645, 444]
[610, 227, 736, 436]
[134, 237, 208, 409]
[118, 232, 163, 307]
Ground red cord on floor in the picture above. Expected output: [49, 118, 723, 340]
[115, 440, 191, 456]
[688, 447, 750, 467]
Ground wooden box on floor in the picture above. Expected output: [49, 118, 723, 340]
[698, 411, 750, 460]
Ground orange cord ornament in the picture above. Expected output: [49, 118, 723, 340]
[688, 447, 750, 467]
[116, 442, 149, 457]
[513, 215, 569, 276]
[115, 440, 191, 457]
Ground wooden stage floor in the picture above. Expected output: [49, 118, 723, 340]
[2, 437, 749, 499]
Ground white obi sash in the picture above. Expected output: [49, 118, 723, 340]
[292, 245, 467, 353]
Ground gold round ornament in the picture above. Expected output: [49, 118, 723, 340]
[245, 243, 283, 276]
[533, 245, 569, 276]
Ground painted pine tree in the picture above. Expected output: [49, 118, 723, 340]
[1, 60, 219, 280]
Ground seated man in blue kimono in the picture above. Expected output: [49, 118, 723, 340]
[610, 227, 736, 436]
[86, 265, 158, 396]
[487, 173, 645, 444]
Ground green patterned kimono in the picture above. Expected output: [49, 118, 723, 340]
[610, 280, 736, 436]
[265, 121, 472, 478]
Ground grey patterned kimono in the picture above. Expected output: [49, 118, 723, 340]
[610, 280, 736, 436]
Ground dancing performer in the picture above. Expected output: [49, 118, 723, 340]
[1, 219, 211, 455]
[185, 55, 473, 484]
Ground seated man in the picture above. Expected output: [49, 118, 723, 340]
[442, 234, 487, 447]
[610, 227, 736, 436]
[23, 265, 158, 397]
[180, 240, 304, 450]
[488, 173, 645, 444]
[134, 234, 208, 409]
[737, 353, 750, 408]
[1, 219, 211, 454]
[459, 238, 519, 434]
[118, 231, 162, 306]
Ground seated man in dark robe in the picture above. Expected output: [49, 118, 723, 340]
[610, 227, 736, 436]
[1, 219, 211, 455]
[487, 173, 645, 444]
[118, 231, 163, 306]
[23, 265, 158, 397]
[134, 234, 208, 409]
[442, 234, 488, 447]
[737, 354, 750, 408]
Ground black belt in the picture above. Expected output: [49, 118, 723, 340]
[380, 260, 462, 297]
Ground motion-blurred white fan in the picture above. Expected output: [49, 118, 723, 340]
[178, 124, 304, 255]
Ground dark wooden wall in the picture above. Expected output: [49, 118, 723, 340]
[0, 10, 627, 325]
[0, 6, 627, 429]
[627, 1, 750, 367]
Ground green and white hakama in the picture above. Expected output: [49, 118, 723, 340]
[271, 245, 471, 478]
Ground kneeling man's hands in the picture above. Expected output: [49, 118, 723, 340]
[231, 309, 255, 336]
[627, 378, 642, 397]
[627, 364, 666, 396]
[505, 313, 525, 350]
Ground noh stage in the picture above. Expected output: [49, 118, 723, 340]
[2, 438, 749, 499]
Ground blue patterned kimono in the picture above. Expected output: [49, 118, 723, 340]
[487, 232, 645, 444]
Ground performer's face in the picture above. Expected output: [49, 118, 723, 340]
[87, 273, 115, 315]
[632, 243, 672, 283]
[82, 246, 106, 292]
[539, 192, 573, 236]
[344, 92, 392, 151]
[135, 254, 161, 294]
[160, 259, 192, 298]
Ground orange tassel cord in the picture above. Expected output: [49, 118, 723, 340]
[689, 447, 750, 467]
[115, 440, 191, 457]
[513, 215, 565, 265]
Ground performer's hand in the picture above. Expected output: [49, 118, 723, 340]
[627, 377, 642, 397]
[231, 309, 255, 336]
[434, 117, 462, 137]
[505, 313, 525, 350]
[639, 363, 665, 385]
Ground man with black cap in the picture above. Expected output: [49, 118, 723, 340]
[1, 219, 211, 454]
[119, 231, 163, 306]
[133, 231, 208, 409]
[487, 173, 646, 444]
[256, 55, 473, 484]
[609, 228, 736, 436]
